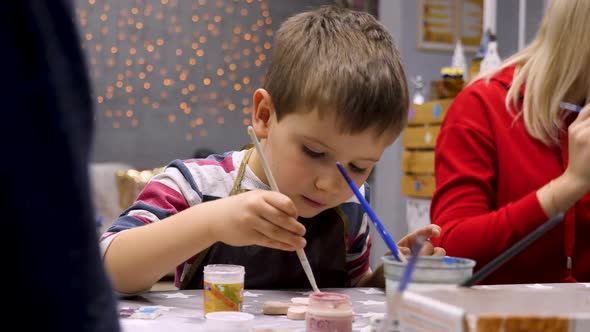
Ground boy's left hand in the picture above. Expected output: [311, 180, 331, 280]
[397, 224, 445, 256]
[356, 225, 446, 288]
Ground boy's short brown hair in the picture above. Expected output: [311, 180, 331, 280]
[263, 5, 409, 136]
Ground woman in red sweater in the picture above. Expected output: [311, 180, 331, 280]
[431, 0, 590, 285]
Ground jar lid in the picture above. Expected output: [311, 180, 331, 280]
[309, 292, 350, 302]
[205, 311, 254, 331]
[204, 264, 245, 274]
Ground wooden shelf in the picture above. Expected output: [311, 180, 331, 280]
[401, 174, 436, 198]
[402, 126, 440, 149]
[401, 98, 454, 198]
[408, 98, 454, 125]
[401, 150, 435, 174]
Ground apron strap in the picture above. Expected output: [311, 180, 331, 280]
[180, 148, 254, 289]
[334, 206, 350, 246]
[230, 148, 254, 195]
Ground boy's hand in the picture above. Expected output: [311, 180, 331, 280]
[207, 190, 306, 251]
[397, 224, 446, 256]
[358, 225, 446, 288]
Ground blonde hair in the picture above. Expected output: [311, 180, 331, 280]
[263, 6, 409, 136]
[477, 0, 590, 145]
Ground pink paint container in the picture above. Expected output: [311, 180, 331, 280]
[305, 292, 353, 332]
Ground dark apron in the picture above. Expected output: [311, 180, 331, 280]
[180, 149, 349, 289]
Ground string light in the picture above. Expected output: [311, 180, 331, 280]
[76, 0, 273, 140]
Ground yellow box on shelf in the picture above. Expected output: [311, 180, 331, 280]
[402, 125, 440, 149]
[408, 98, 454, 125]
[401, 150, 435, 174]
[401, 174, 436, 198]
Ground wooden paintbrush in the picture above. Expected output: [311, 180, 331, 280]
[247, 126, 320, 293]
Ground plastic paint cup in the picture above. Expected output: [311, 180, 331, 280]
[305, 292, 353, 332]
[203, 264, 245, 314]
[381, 256, 475, 331]
[382, 255, 476, 295]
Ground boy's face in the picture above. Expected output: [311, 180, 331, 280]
[251, 93, 398, 218]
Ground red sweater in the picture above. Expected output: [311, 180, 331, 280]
[431, 66, 590, 284]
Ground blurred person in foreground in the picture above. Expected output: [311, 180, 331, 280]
[1, 1, 120, 330]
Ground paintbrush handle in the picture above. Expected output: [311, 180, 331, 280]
[247, 127, 279, 191]
[460, 214, 564, 287]
[559, 102, 582, 113]
[296, 249, 320, 293]
[397, 236, 426, 292]
[247, 126, 320, 292]
[336, 162, 405, 263]
[374, 213, 404, 263]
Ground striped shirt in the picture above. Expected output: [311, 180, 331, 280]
[100, 149, 372, 287]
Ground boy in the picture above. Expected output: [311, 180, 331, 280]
[101, 5, 444, 295]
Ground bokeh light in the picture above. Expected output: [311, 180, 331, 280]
[76, 0, 273, 140]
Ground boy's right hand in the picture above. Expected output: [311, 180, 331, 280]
[207, 190, 307, 251]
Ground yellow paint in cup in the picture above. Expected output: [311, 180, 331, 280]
[203, 264, 245, 314]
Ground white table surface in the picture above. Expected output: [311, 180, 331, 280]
[119, 287, 387, 332]
[118, 283, 590, 331]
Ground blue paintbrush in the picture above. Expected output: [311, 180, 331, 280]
[379, 237, 425, 331]
[397, 237, 426, 292]
[336, 162, 406, 263]
[560, 102, 583, 113]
